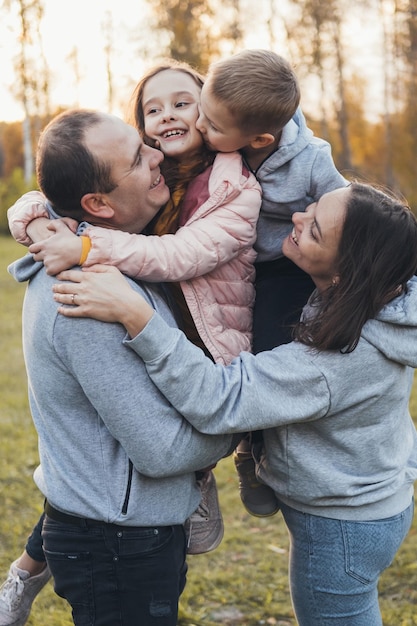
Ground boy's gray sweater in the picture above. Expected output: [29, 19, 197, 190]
[254, 108, 348, 262]
[130, 276, 417, 521]
[9, 255, 232, 525]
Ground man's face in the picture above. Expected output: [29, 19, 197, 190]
[85, 115, 170, 233]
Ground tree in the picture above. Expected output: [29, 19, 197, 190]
[2, 0, 49, 183]
[102, 11, 115, 113]
[147, 0, 246, 72]
[279, 0, 354, 169]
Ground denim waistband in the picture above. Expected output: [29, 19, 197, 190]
[44, 500, 172, 530]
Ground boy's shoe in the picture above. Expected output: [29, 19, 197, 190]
[234, 438, 280, 517]
[0, 560, 51, 626]
[184, 470, 224, 555]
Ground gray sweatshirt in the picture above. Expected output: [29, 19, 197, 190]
[9, 255, 232, 526]
[128, 276, 417, 521]
[253, 108, 348, 262]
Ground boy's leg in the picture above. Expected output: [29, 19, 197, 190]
[0, 513, 51, 626]
[253, 257, 315, 353]
[42, 513, 187, 626]
[233, 433, 279, 517]
[233, 259, 315, 516]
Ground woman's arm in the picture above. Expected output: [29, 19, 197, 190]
[52, 265, 330, 435]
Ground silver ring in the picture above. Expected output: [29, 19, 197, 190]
[71, 294, 76, 305]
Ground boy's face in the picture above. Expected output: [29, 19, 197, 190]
[196, 81, 256, 153]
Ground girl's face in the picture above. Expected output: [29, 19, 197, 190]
[282, 186, 349, 291]
[142, 69, 204, 162]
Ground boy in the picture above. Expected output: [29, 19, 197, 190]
[196, 49, 348, 516]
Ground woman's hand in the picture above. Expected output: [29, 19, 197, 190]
[29, 220, 82, 275]
[52, 265, 154, 337]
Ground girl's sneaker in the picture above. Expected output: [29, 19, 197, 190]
[0, 560, 51, 626]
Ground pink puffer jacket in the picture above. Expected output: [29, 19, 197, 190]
[86, 152, 261, 364]
[7, 152, 262, 365]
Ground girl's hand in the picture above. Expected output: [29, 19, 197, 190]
[29, 221, 82, 275]
[52, 265, 154, 336]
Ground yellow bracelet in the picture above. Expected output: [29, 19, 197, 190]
[79, 236, 92, 265]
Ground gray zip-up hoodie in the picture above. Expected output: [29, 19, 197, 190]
[129, 276, 417, 521]
[253, 108, 348, 262]
[9, 255, 232, 525]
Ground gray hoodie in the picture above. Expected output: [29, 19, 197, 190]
[128, 277, 417, 521]
[9, 255, 232, 525]
[253, 108, 348, 262]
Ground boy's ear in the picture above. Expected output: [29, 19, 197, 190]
[248, 133, 276, 150]
[81, 193, 115, 219]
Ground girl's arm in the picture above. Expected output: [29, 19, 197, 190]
[8, 190, 81, 274]
[82, 177, 261, 281]
[29, 221, 85, 275]
[8, 191, 51, 245]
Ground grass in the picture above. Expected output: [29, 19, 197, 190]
[1, 233, 416, 625]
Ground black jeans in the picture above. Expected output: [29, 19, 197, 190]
[25, 512, 46, 562]
[42, 514, 187, 626]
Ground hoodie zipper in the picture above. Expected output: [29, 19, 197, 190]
[122, 460, 133, 515]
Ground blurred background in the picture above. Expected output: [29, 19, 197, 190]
[0, 0, 416, 233]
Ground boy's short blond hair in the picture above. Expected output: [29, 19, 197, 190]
[207, 49, 300, 136]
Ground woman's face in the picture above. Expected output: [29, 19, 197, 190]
[142, 69, 204, 162]
[282, 186, 349, 291]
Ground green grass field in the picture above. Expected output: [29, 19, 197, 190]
[1, 235, 416, 625]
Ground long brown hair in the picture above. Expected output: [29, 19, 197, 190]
[294, 182, 417, 352]
[129, 60, 215, 197]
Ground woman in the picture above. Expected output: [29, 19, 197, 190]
[53, 182, 417, 625]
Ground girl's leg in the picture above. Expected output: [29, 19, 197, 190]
[23, 512, 47, 570]
[0, 513, 50, 624]
[280, 500, 414, 626]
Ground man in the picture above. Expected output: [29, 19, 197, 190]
[8, 109, 233, 625]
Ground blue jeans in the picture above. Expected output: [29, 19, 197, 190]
[280, 499, 414, 625]
[42, 515, 187, 626]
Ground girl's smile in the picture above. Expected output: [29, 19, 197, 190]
[142, 69, 204, 162]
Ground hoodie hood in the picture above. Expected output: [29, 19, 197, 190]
[362, 275, 417, 367]
[257, 107, 313, 174]
[8, 254, 43, 283]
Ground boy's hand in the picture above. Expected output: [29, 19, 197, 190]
[29, 220, 83, 275]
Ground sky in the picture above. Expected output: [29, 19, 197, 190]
[0, 0, 384, 124]
[0, 0, 153, 122]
